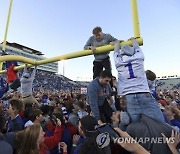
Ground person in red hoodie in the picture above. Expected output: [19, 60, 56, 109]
[7, 64, 17, 83]
[7, 64, 20, 91]
[47, 112, 77, 153]
[16, 120, 66, 154]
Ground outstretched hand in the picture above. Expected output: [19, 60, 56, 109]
[59, 142, 67, 153]
[162, 130, 180, 154]
[73, 134, 80, 145]
[114, 128, 150, 154]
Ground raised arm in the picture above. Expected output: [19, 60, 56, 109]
[44, 119, 62, 150]
[114, 128, 150, 154]
[131, 38, 139, 50]
[114, 40, 121, 53]
[30, 66, 37, 81]
[23, 64, 28, 73]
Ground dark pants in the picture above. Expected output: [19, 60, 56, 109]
[98, 99, 113, 123]
[93, 56, 111, 79]
[9, 79, 21, 90]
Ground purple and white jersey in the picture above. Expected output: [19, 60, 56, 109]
[113, 40, 150, 96]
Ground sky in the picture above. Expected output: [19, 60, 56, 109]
[0, 0, 180, 81]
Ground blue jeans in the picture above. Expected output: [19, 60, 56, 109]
[124, 93, 165, 123]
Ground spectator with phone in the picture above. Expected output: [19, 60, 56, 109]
[0, 99, 24, 153]
[47, 111, 77, 154]
[7, 98, 24, 132]
[0, 112, 22, 154]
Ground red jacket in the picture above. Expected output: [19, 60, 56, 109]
[48, 121, 77, 139]
[7, 64, 18, 83]
[40, 125, 63, 154]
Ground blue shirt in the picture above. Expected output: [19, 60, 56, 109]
[8, 115, 24, 132]
[170, 119, 180, 129]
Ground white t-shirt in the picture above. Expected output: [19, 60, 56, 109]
[114, 41, 150, 96]
[24, 120, 33, 128]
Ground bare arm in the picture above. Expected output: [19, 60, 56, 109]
[30, 66, 37, 81]
[114, 128, 150, 154]
[23, 64, 28, 73]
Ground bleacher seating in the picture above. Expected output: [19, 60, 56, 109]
[157, 78, 180, 90]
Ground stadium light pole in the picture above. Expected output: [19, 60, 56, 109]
[62, 60, 65, 76]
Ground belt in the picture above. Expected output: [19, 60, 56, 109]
[22, 95, 31, 98]
[126, 92, 150, 95]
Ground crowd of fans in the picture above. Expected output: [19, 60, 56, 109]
[0, 68, 180, 154]
[0, 32, 180, 153]
[33, 69, 81, 91]
[2, 68, 82, 92]
[157, 78, 180, 90]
